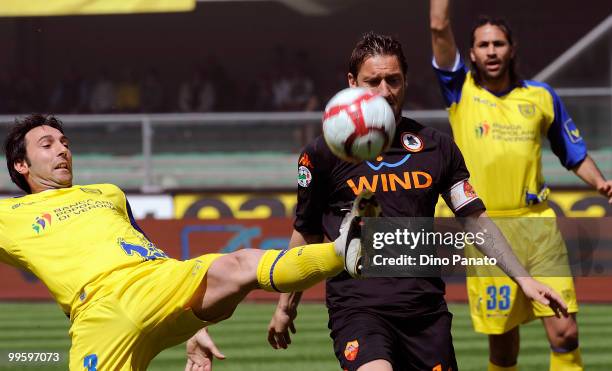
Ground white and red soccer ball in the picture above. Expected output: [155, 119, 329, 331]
[322, 87, 396, 162]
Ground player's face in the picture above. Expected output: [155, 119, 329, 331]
[348, 54, 406, 121]
[14, 125, 73, 193]
[470, 24, 514, 82]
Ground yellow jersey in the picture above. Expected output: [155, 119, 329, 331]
[0, 184, 167, 315]
[433, 58, 587, 212]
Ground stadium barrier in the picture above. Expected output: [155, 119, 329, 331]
[1, 111, 609, 191]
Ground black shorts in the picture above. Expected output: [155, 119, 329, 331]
[328, 309, 458, 371]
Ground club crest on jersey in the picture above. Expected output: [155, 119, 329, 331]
[32, 213, 52, 234]
[344, 340, 359, 361]
[518, 103, 536, 118]
[297, 165, 312, 187]
[401, 132, 423, 152]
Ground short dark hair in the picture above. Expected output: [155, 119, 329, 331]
[469, 16, 521, 87]
[349, 31, 408, 78]
[4, 114, 65, 193]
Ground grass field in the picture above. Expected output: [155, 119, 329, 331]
[0, 302, 610, 370]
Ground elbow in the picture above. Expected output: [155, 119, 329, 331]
[430, 17, 450, 34]
[567, 153, 587, 171]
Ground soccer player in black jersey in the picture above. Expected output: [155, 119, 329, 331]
[184, 32, 567, 371]
[261, 32, 568, 371]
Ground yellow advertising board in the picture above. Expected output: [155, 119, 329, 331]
[174, 191, 611, 219]
[174, 193, 296, 219]
[435, 191, 610, 218]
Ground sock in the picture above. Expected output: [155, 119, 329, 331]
[488, 362, 517, 371]
[256, 243, 343, 292]
[550, 347, 583, 371]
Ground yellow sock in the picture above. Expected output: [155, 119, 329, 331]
[488, 362, 517, 371]
[550, 348, 583, 371]
[256, 243, 343, 292]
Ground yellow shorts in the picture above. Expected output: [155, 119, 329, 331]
[68, 254, 223, 371]
[465, 205, 578, 335]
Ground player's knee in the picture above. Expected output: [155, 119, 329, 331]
[209, 250, 260, 291]
[549, 322, 579, 350]
[233, 248, 262, 269]
[210, 255, 243, 290]
[192, 253, 258, 322]
[231, 249, 263, 287]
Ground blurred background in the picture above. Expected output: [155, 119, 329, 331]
[0, 1, 611, 370]
[0, 0, 610, 191]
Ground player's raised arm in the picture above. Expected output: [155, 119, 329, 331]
[430, 0, 458, 70]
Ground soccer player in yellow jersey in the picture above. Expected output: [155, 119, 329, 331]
[0, 114, 374, 371]
[429, 1, 612, 370]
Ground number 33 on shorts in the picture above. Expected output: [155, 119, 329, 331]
[486, 285, 512, 311]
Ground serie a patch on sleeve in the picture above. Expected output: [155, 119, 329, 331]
[447, 180, 478, 212]
[297, 166, 312, 188]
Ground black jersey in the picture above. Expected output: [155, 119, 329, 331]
[294, 117, 485, 315]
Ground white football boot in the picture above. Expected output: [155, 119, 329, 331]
[334, 190, 382, 278]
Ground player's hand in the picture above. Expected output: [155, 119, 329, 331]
[185, 327, 226, 371]
[596, 179, 612, 203]
[267, 305, 297, 349]
[516, 277, 569, 318]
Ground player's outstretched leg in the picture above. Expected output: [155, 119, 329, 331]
[190, 191, 380, 323]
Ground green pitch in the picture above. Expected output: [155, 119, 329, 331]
[0, 302, 610, 370]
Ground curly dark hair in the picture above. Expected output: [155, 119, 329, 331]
[4, 114, 65, 193]
[349, 31, 408, 78]
[469, 16, 522, 88]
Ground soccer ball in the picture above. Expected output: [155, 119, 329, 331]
[322, 87, 396, 162]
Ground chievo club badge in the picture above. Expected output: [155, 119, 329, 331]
[401, 132, 424, 152]
[297, 166, 312, 188]
[344, 340, 359, 361]
[518, 103, 536, 118]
